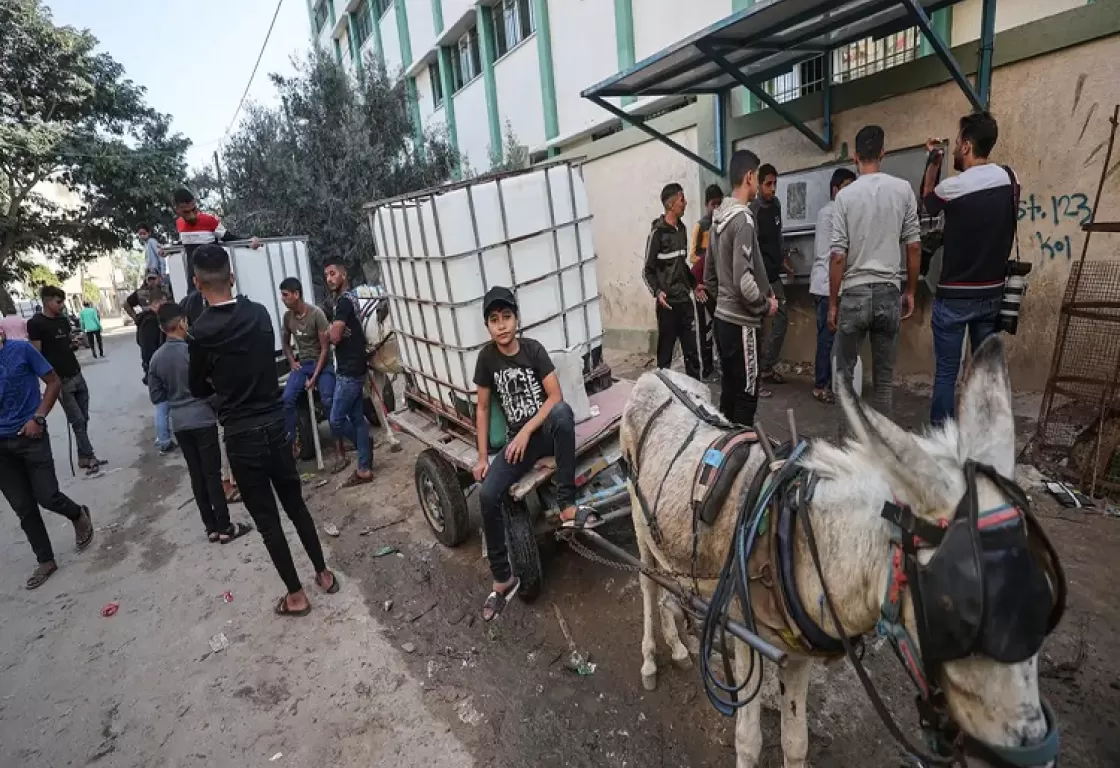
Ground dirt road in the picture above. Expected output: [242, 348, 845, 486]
[1, 334, 1116, 767]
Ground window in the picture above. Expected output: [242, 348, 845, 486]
[491, 0, 534, 58]
[429, 62, 444, 108]
[452, 27, 481, 90]
[352, 2, 372, 49]
[370, 0, 392, 17]
[313, 0, 329, 34]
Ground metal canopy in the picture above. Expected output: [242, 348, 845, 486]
[582, 0, 992, 175]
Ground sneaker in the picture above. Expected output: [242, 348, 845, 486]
[158, 441, 178, 455]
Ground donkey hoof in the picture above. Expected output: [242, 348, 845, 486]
[672, 652, 693, 671]
[642, 673, 658, 691]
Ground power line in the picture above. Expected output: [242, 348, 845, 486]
[224, 0, 286, 141]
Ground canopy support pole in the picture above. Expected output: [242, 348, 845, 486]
[901, 0, 986, 112]
[586, 95, 725, 176]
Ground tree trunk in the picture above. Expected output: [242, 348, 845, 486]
[0, 288, 15, 316]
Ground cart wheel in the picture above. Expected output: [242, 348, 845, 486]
[503, 498, 542, 602]
[295, 402, 317, 461]
[415, 449, 470, 547]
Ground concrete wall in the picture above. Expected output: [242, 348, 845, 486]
[416, 63, 440, 126]
[453, 76, 491, 172]
[442, 0, 474, 29]
[494, 36, 546, 149]
[951, 0, 1087, 44]
[380, 4, 404, 75]
[581, 127, 703, 351]
[729, 34, 1120, 391]
[550, 0, 620, 138]
[632, 0, 727, 61]
[404, 0, 438, 56]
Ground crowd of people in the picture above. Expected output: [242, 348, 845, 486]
[649, 111, 1017, 430]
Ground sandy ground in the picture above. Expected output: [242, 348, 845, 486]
[1, 333, 1117, 767]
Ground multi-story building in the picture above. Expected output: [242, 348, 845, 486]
[308, 0, 1120, 392]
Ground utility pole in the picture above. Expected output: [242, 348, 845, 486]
[213, 150, 229, 213]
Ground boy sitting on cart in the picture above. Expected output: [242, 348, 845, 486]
[473, 286, 600, 621]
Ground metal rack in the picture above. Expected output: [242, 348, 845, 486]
[1035, 105, 1120, 496]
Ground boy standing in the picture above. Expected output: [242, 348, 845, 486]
[27, 286, 106, 472]
[79, 301, 104, 358]
[472, 286, 599, 622]
[809, 168, 857, 403]
[279, 277, 338, 463]
[188, 244, 336, 616]
[704, 150, 779, 426]
[643, 183, 700, 380]
[829, 125, 921, 418]
[149, 303, 252, 543]
[751, 164, 786, 393]
[0, 329, 94, 588]
[323, 258, 372, 485]
[138, 290, 175, 454]
[691, 184, 724, 380]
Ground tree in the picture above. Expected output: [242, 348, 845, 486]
[81, 278, 100, 305]
[210, 50, 457, 293]
[488, 122, 529, 173]
[23, 263, 60, 295]
[0, 0, 190, 312]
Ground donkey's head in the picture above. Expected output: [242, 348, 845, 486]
[807, 336, 1062, 767]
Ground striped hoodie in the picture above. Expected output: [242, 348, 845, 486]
[642, 215, 694, 304]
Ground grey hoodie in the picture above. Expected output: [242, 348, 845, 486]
[703, 197, 772, 328]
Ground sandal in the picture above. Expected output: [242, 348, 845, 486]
[26, 561, 58, 590]
[219, 522, 253, 544]
[274, 595, 311, 617]
[812, 388, 836, 405]
[317, 570, 340, 594]
[328, 457, 351, 475]
[224, 485, 242, 504]
[757, 387, 773, 399]
[207, 531, 221, 543]
[341, 470, 373, 488]
[482, 577, 521, 622]
[74, 507, 94, 551]
[761, 370, 785, 384]
[560, 506, 603, 530]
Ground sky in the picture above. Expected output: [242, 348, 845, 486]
[46, 0, 313, 171]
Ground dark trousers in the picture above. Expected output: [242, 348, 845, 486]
[714, 317, 761, 426]
[85, 331, 104, 357]
[760, 280, 789, 374]
[696, 296, 717, 377]
[176, 425, 231, 534]
[655, 300, 701, 380]
[813, 296, 835, 391]
[59, 372, 95, 459]
[225, 419, 326, 594]
[930, 296, 1001, 426]
[480, 402, 575, 583]
[0, 432, 84, 564]
[834, 283, 900, 417]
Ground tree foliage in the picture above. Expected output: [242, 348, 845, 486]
[0, 0, 190, 310]
[23, 263, 60, 294]
[211, 50, 457, 292]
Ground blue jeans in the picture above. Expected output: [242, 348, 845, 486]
[330, 375, 371, 472]
[155, 401, 173, 448]
[283, 361, 336, 441]
[931, 296, 1001, 426]
[813, 295, 834, 390]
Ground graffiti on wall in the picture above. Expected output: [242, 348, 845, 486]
[1017, 191, 1094, 260]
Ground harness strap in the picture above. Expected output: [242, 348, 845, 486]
[626, 398, 673, 544]
[799, 474, 954, 766]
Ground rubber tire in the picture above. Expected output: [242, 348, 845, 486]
[415, 449, 470, 548]
[295, 402, 316, 461]
[503, 498, 542, 602]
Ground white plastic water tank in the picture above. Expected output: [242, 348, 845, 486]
[366, 163, 603, 414]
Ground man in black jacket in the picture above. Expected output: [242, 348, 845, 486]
[187, 244, 337, 616]
[642, 183, 700, 380]
[750, 164, 786, 394]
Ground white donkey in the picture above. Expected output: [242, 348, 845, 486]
[351, 285, 402, 452]
[621, 336, 1062, 768]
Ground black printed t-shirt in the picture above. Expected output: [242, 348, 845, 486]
[332, 294, 368, 378]
[473, 338, 555, 436]
[26, 313, 80, 379]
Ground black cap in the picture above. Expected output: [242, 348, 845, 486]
[482, 286, 517, 318]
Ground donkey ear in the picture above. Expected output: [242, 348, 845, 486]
[956, 334, 1015, 477]
[837, 373, 954, 512]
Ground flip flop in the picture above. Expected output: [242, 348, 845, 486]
[482, 578, 521, 622]
[317, 571, 340, 594]
[219, 522, 253, 544]
[341, 470, 373, 488]
[328, 457, 351, 475]
[758, 387, 773, 399]
[224, 486, 242, 504]
[812, 389, 836, 405]
[560, 506, 603, 530]
[762, 370, 785, 384]
[274, 596, 312, 617]
[207, 531, 221, 543]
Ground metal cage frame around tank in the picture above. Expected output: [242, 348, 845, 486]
[363, 162, 602, 421]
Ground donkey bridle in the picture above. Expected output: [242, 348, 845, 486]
[798, 460, 1066, 767]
